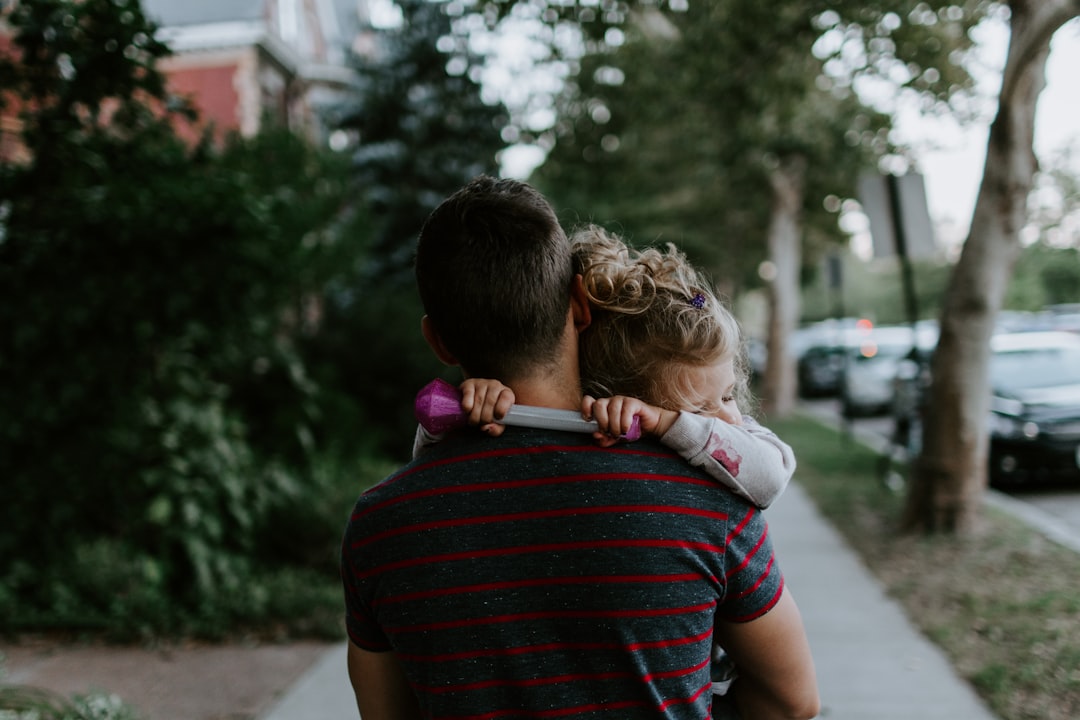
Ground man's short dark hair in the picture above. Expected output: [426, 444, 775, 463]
[415, 176, 573, 381]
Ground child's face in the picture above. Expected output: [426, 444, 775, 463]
[682, 358, 741, 425]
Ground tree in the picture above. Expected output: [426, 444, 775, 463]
[906, 0, 1080, 534]
[314, 0, 514, 458]
[532, 1, 974, 417]
[0, 0, 352, 630]
[336, 0, 509, 277]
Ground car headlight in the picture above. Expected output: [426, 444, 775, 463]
[988, 413, 1039, 439]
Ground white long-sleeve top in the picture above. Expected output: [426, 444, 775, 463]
[659, 412, 795, 509]
[414, 411, 794, 509]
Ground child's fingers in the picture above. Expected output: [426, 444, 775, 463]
[492, 389, 514, 421]
[592, 397, 635, 438]
[600, 397, 635, 437]
[461, 380, 515, 426]
[480, 422, 507, 437]
[469, 386, 498, 425]
[588, 398, 613, 433]
[591, 431, 620, 448]
[617, 399, 642, 436]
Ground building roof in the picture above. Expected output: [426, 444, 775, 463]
[141, 0, 266, 28]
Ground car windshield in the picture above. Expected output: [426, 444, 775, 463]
[991, 345, 1080, 391]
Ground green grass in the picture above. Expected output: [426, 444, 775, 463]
[770, 413, 1080, 720]
[0, 686, 142, 720]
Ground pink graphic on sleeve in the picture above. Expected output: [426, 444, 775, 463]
[706, 434, 742, 477]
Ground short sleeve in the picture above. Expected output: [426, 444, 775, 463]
[718, 506, 784, 622]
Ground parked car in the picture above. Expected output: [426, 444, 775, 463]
[795, 320, 870, 398]
[798, 343, 851, 397]
[987, 331, 1080, 487]
[839, 323, 938, 418]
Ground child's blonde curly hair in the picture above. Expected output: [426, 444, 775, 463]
[572, 225, 752, 413]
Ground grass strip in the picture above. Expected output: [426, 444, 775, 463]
[770, 414, 1080, 720]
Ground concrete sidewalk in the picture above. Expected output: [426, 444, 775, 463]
[766, 482, 997, 720]
[260, 480, 999, 720]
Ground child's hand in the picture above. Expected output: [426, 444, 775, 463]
[460, 379, 515, 437]
[582, 395, 678, 447]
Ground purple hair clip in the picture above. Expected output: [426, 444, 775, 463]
[690, 293, 707, 309]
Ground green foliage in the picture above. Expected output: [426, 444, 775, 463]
[775, 414, 1080, 720]
[0, 0, 364, 639]
[524, 0, 990, 305]
[335, 0, 508, 278]
[304, 272, 443, 461]
[310, 0, 513, 455]
[799, 238, 1080, 326]
[0, 0, 174, 122]
[533, 0, 909, 298]
[801, 253, 954, 323]
[0, 687, 142, 720]
[1005, 242, 1080, 310]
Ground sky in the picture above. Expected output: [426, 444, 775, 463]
[493, 13, 1080, 256]
[889, 17, 1080, 251]
[367, 1, 1080, 254]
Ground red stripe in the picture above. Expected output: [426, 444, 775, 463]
[365, 443, 677, 499]
[414, 656, 710, 695]
[352, 469, 718, 522]
[724, 506, 756, 545]
[353, 504, 729, 549]
[436, 681, 711, 720]
[375, 572, 704, 607]
[417, 669, 635, 694]
[351, 538, 726, 579]
[396, 627, 713, 663]
[726, 553, 776, 601]
[726, 578, 786, 622]
[387, 600, 717, 634]
[725, 525, 769, 580]
[439, 698, 651, 720]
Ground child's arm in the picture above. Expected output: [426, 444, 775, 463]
[581, 394, 678, 446]
[412, 379, 516, 458]
[584, 395, 794, 508]
[661, 412, 795, 508]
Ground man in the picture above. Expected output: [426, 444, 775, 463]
[341, 176, 819, 719]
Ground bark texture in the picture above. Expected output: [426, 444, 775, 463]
[761, 154, 806, 418]
[903, 0, 1079, 534]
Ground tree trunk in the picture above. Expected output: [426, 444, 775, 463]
[761, 154, 806, 418]
[903, 0, 1078, 534]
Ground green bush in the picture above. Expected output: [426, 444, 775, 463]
[0, 687, 142, 720]
[0, 0, 369, 639]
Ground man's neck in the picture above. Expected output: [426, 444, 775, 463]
[507, 370, 583, 413]
[511, 382, 583, 410]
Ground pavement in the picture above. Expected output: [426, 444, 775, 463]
[7, 408, 1080, 719]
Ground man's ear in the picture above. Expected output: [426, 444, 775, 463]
[570, 274, 592, 333]
[421, 315, 459, 366]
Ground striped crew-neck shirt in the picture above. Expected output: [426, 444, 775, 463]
[342, 427, 784, 719]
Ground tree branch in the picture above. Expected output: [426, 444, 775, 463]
[999, 0, 1080, 105]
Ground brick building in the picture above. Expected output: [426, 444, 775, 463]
[142, 0, 362, 145]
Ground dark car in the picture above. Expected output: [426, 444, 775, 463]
[987, 332, 1080, 488]
[798, 343, 850, 397]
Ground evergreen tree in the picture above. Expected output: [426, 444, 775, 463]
[338, 0, 510, 277]
[311, 0, 514, 459]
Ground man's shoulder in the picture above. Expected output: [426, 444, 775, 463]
[394, 429, 751, 498]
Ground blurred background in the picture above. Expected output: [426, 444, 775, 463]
[1, 0, 1077, 653]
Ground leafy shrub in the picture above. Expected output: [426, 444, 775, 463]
[0, 0, 362, 638]
[0, 687, 142, 720]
